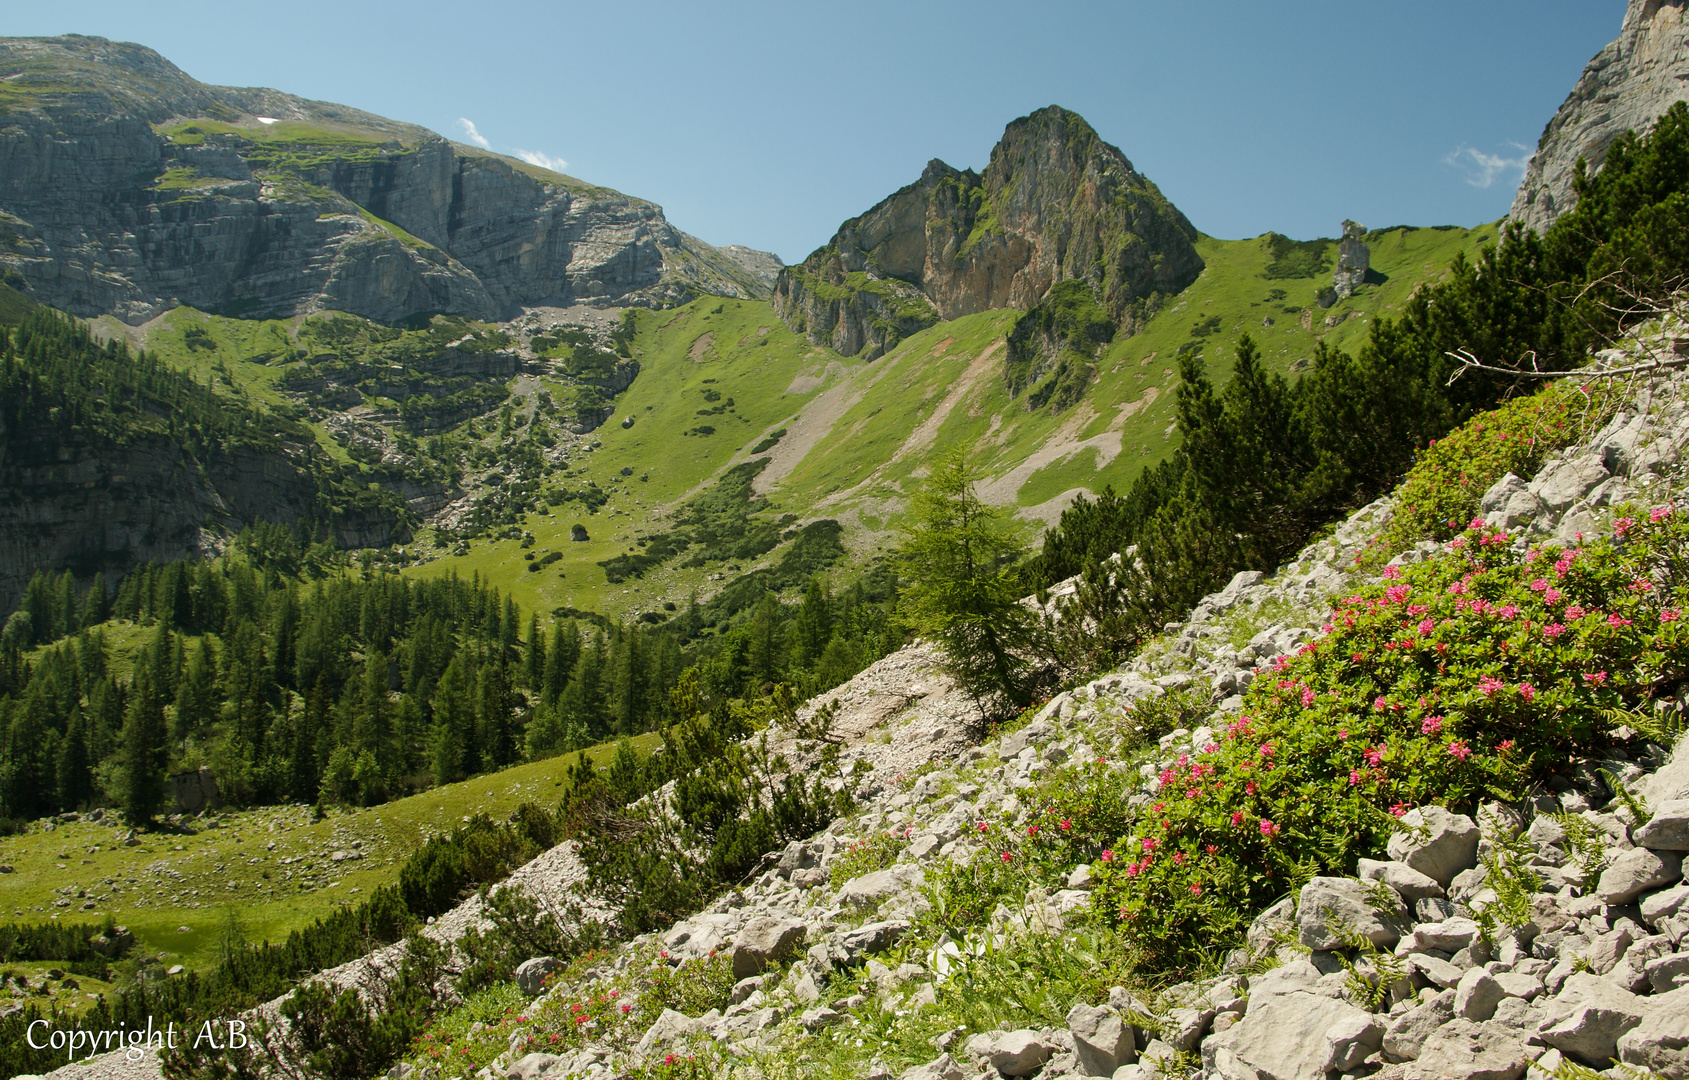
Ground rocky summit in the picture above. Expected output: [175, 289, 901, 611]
[772, 106, 1203, 360]
[1511, 0, 1689, 234]
[0, 36, 780, 324]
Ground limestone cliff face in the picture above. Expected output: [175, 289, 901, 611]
[0, 35, 777, 324]
[1511, 0, 1689, 234]
[772, 106, 1203, 359]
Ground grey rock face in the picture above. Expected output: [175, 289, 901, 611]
[1636, 799, 1689, 850]
[514, 956, 562, 996]
[1403, 1017, 1529, 1080]
[1388, 807, 1482, 886]
[1334, 219, 1370, 299]
[168, 768, 222, 814]
[965, 1029, 1055, 1077]
[1205, 991, 1380, 1080]
[0, 36, 778, 326]
[1296, 876, 1409, 950]
[1617, 983, 1689, 1077]
[729, 917, 808, 979]
[772, 105, 1202, 359]
[1067, 1002, 1134, 1076]
[1598, 848, 1684, 904]
[1511, 1, 1689, 235]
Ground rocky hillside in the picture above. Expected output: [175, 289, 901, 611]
[0, 36, 779, 325]
[772, 106, 1203, 361]
[1511, 0, 1689, 234]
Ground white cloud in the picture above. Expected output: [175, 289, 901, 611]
[1444, 143, 1530, 189]
[456, 117, 491, 149]
[515, 149, 570, 173]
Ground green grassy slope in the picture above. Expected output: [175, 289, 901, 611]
[0, 734, 655, 982]
[90, 225, 1497, 624]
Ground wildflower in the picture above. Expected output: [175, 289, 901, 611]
[1664, 610, 1680, 622]
[1499, 739, 1515, 751]
[1231, 811, 1245, 827]
[1259, 819, 1280, 838]
[1545, 588, 1563, 604]
[1206, 844, 1218, 854]
[1608, 613, 1633, 627]
[1245, 781, 1257, 795]
[1390, 802, 1409, 817]
[1499, 604, 1519, 620]
[1582, 671, 1608, 685]
[1190, 882, 1204, 896]
[1001, 851, 1012, 863]
[621, 1004, 631, 1014]
[1301, 688, 1316, 707]
[1630, 578, 1654, 593]
[1385, 584, 1411, 604]
[1650, 504, 1673, 523]
[1614, 517, 1636, 537]
[977, 821, 990, 833]
[1519, 683, 1536, 702]
[1373, 696, 1389, 711]
[1026, 824, 1039, 837]
[1469, 516, 1487, 530]
[1349, 769, 1363, 786]
[1530, 578, 1549, 592]
[1382, 565, 1402, 580]
[1544, 623, 1567, 638]
[1418, 618, 1436, 636]
[1421, 715, 1444, 735]
[1142, 837, 1158, 853]
[1479, 676, 1505, 696]
[1203, 741, 1220, 754]
[1059, 819, 1072, 831]
[1565, 605, 1586, 620]
[1447, 740, 1472, 761]
[1363, 744, 1386, 767]
[1102, 849, 1115, 861]
[1338, 729, 1348, 740]
[1259, 742, 1275, 757]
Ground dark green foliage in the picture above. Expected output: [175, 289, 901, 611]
[751, 428, 787, 454]
[1262, 233, 1333, 279]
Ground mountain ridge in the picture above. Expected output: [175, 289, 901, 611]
[0, 35, 781, 324]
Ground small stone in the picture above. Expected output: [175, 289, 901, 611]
[1454, 969, 1506, 1021]
[514, 956, 562, 996]
[1634, 799, 1689, 850]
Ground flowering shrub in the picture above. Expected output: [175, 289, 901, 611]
[828, 830, 906, 884]
[1374, 381, 1620, 558]
[1093, 506, 1689, 968]
[920, 756, 1138, 934]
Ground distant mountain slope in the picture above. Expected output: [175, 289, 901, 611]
[0, 35, 779, 324]
[1511, 0, 1689, 233]
[772, 106, 1203, 360]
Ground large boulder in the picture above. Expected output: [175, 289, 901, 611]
[730, 917, 808, 979]
[1067, 1002, 1134, 1076]
[1205, 991, 1381, 1080]
[635, 1009, 700, 1058]
[1384, 991, 1455, 1061]
[515, 956, 563, 996]
[1617, 984, 1689, 1080]
[898, 1054, 967, 1080]
[1387, 807, 1481, 886]
[837, 866, 924, 909]
[836, 920, 910, 964]
[1597, 848, 1683, 905]
[1404, 1018, 1529, 1080]
[1636, 799, 1689, 850]
[1537, 972, 1648, 1064]
[1358, 858, 1446, 902]
[964, 1029, 1056, 1077]
[1297, 876, 1408, 950]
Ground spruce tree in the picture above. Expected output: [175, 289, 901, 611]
[56, 704, 92, 811]
[117, 670, 168, 826]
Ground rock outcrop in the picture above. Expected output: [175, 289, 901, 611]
[1510, 0, 1689, 235]
[0, 36, 778, 325]
[772, 106, 1203, 360]
[1333, 219, 1369, 299]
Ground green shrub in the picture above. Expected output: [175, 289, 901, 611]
[1094, 506, 1689, 968]
[1372, 380, 1623, 558]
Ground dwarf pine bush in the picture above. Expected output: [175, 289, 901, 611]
[1093, 504, 1689, 968]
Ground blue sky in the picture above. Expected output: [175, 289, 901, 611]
[11, 1, 1626, 262]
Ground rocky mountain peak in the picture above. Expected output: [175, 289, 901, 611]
[1511, 0, 1689, 234]
[772, 105, 1203, 360]
[0, 36, 778, 324]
